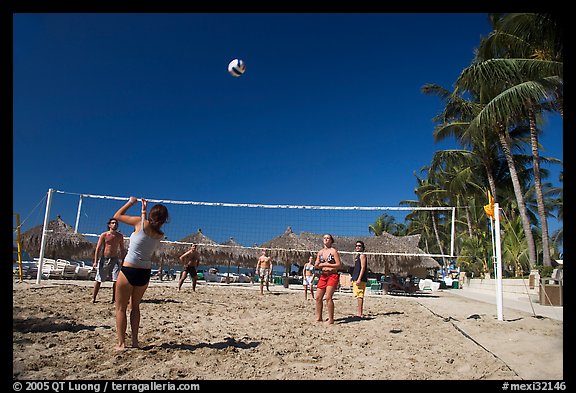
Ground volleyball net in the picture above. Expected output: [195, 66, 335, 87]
[21, 189, 456, 262]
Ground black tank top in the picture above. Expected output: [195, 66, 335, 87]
[352, 253, 367, 282]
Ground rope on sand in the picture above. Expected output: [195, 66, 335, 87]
[418, 302, 521, 379]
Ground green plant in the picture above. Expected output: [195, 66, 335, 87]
[538, 265, 554, 278]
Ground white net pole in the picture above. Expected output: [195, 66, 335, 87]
[74, 195, 83, 234]
[35, 188, 54, 285]
[494, 203, 504, 321]
[450, 207, 456, 257]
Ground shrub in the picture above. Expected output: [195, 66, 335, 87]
[538, 265, 554, 278]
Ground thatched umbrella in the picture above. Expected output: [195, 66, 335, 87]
[219, 237, 259, 271]
[20, 215, 95, 261]
[260, 227, 319, 286]
[215, 237, 260, 281]
[298, 231, 439, 276]
[261, 227, 318, 263]
[153, 229, 258, 268]
[153, 228, 220, 266]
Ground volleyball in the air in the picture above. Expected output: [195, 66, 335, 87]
[228, 58, 246, 77]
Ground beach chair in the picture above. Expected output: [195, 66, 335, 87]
[419, 278, 432, 291]
[418, 278, 441, 292]
[57, 259, 78, 279]
[382, 275, 421, 295]
[368, 281, 383, 295]
[75, 265, 92, 280]
[39, 258, 60, 279]
[53, 259, 69, 279]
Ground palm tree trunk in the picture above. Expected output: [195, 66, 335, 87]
[464, 203, 473, 237]
[528, 108, 551, 266]
[555, 87, 563, 118]
[496, 124, 537, 269]
[456, 194, 473, 238]
[484, 165, 498, 204]
[430, 211, 446, 267]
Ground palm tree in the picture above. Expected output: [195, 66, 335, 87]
[368, 213, 399, 236]
[401, 170, 449, 267]
[421, 82, 546, 270]
[454, 59, 555, 269]
[428, 149, 486, 239]
[470, 12, 563, 267]
[549, 170, 563, 256]
[402, 206, 435, 254]
[458, 230, 492, 277]
[422, 83, 534, 204]
[501, 214, 530, 276]
[412, 13, 563, 271]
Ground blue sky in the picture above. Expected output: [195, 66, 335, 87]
[12, 13, 563, 240]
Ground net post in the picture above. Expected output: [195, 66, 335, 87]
[74, 194, 84, 234]
[450, 207, 456, 257]
[35, 188, 54, 285]
[494, 203, 503, 321]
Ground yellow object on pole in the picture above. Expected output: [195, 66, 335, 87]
[483, 190, 495, 220]
[14, 213, 23, 281]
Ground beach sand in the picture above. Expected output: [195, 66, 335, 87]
[13, 279, 563, 381]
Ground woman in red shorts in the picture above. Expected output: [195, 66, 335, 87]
[314, 234, 342, 324]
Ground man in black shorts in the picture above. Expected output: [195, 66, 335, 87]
[178, 244, 200, 291]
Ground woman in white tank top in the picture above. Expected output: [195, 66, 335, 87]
[113, 196, 169, 351]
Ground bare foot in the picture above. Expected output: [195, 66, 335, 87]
[325, 320, 334, 325]
[114, 343, 126, 351]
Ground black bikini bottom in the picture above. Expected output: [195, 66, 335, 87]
[121, 266, 151, 287]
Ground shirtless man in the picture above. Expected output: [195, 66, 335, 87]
[178, 244, 201, 291]
[92, 218, 126, 303]
[255, 249, 273, 294]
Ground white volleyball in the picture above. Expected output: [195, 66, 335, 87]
[228, 58, 246, 77]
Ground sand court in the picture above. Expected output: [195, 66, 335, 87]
[12, 279, 563, 380]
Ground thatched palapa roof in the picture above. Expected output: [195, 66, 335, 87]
[299, 231, 439, 275]
[260, 227, 317, 266]
[154, 228, 217, 265]
[265, 227, 439, 275]
[20, 216, 95, 261]
[21, 217, 440, 276]
[154, 229, 258, 267]
[219, 237, 259, 265]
